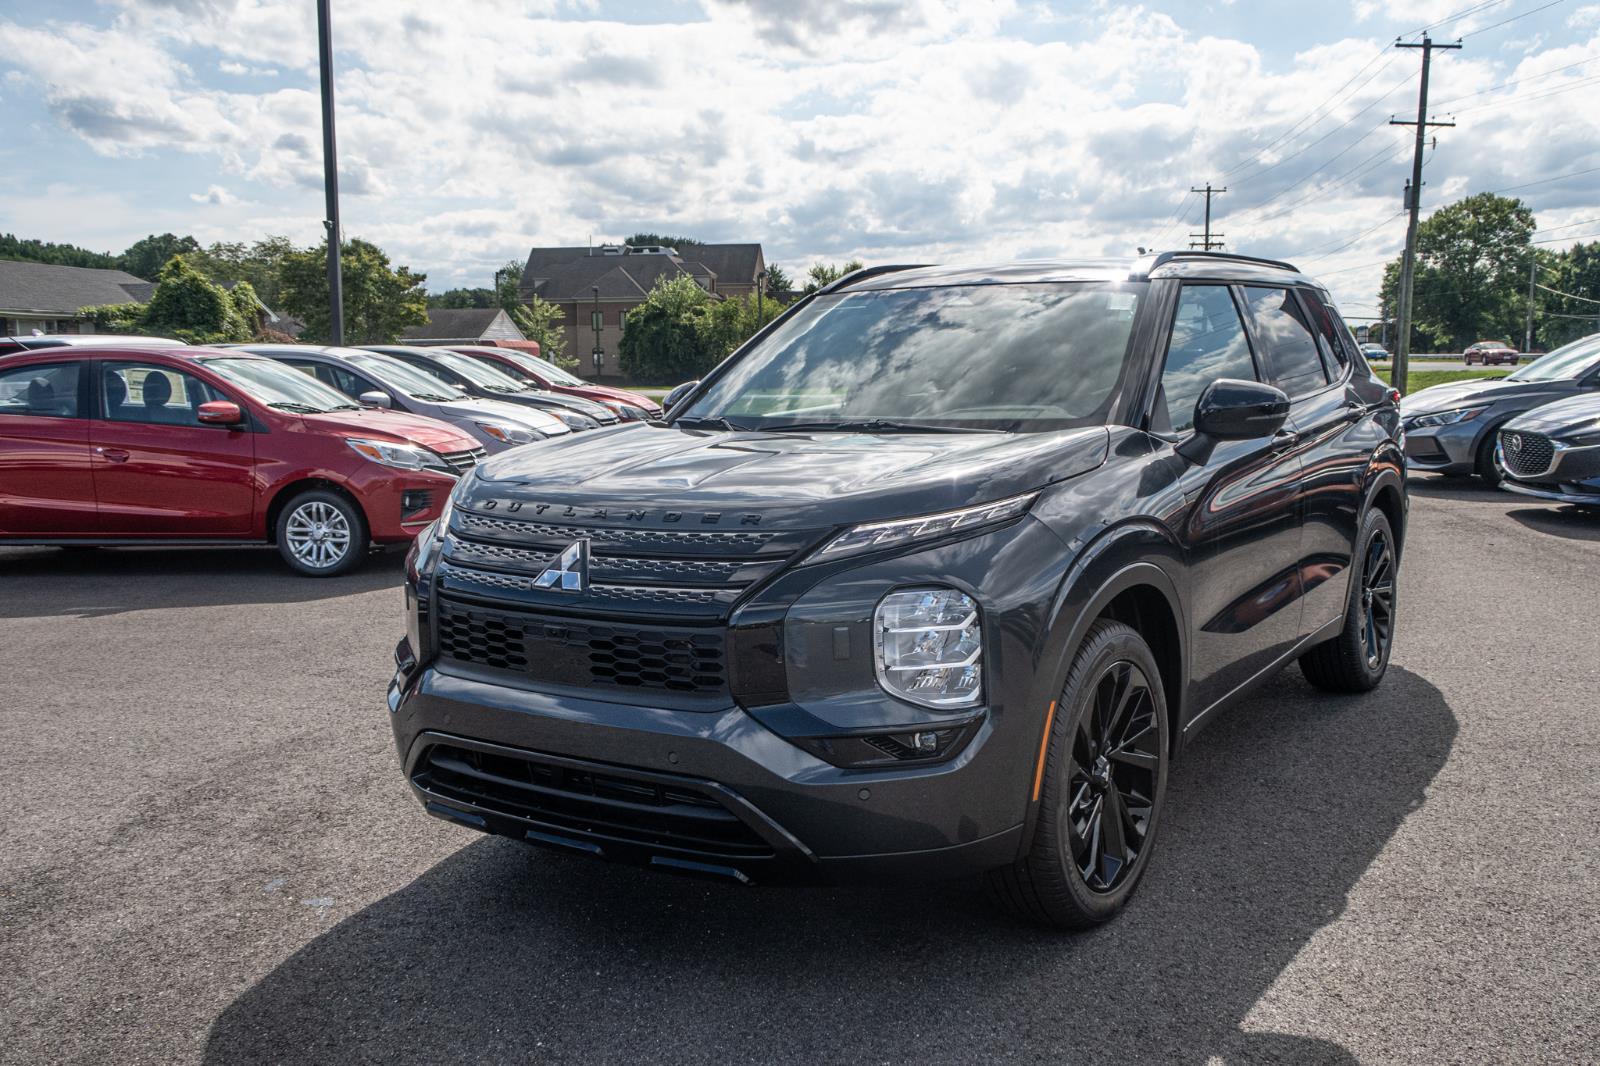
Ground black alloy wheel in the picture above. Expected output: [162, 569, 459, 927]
[1068, 660, 1160, 893]
[1357, 529, 1396, 671]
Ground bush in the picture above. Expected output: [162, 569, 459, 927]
[619, 275, 717, 383]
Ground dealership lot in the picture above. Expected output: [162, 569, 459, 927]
[1, 480, 1596, 1065]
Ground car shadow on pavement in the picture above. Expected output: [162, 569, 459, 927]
[1403, 474, 1500, 502]
[1504, 506, 1600, 542]
[0, 546, 404, 618]
[202, 667, 1456, 1065]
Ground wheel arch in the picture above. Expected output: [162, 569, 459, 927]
[263, 477, 369, 544]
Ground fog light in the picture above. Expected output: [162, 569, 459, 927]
[874, 588, 983, 708]
[910, 731, 938, 753]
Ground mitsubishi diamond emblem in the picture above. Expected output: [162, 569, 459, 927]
[534, 539, 590, 592]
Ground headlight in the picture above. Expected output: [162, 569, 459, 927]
[557, 411, 600, 430]
[1407, 406, 1485, 429]
[475, 420, 536, 445]
[875, 588, 983, 708]
[810, 492, 1038, 563]
[608, 402, 648, 421]
[345, 436, 446, 472]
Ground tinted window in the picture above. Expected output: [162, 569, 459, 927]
[1242, 286, 1329, 398]
[680, 282, 1146, 432]
[0, 361, 79, 418]
[1156, 285, 1257, 434]
[102, 363, 218, 425]
[1299, 289, 1350, 376]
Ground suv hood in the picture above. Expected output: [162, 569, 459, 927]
[467, 424, 1109, 530]
[1401, 376, 1562, 414]
[301, 408, 478, 453]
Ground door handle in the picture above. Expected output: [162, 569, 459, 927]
[1271, 429, 1301, 450]
[95, 447, 130, 463]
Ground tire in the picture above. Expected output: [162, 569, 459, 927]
[275, 489, 368, 577]
[1299, 509, 1397, 693]
[987, 620, 1169, 930]
[1475, 431, 1505, 487]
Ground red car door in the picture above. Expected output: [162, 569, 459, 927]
[89, 359, 257, 536]
[0, 357, 98, 535]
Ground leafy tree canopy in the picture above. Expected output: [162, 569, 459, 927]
[79, 255, 256, 344]
[803, 259, 865, 294]
[0, 233, 119, 269]
[510, 295, 574, 370]
[626, 233, 703, 251]
[120, 233, 203, 281]
[1541, 241, 1600, 349]
[277, 238, 428, 345]
[618, 275, 717, 383]
[763, 263, 794, 294]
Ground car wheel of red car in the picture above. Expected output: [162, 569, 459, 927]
[276, 490, 368, 577]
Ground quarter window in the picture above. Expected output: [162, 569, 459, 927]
[0, 361, 80, 418]
[1156, 285, 1257, 434]
[1298, 289, 1351, 378]
[102, 362, 219, 425]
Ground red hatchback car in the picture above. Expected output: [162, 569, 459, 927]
[0, 345, 482, 576]
[446, 346, 662, 419]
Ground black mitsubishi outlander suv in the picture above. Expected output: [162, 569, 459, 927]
[390, 252, 1406, 929]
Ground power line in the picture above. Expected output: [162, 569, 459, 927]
[1234, 136, 1409, 230]
[1222, 49, 1398, 178]
[1231, 66, 1416, 188]
[1301, 210, 1410, 261]
[1492, 164, 1600, 195]
[1400, 0, 1510, 39]
[1448, 73, 1600, 116]
[1430, 54, 1600, 108]
[1458, 0, 1570, 39]
[1537, 282, 1600, 303]
[1531, 230, 1600, 244]
[1535, 216, 1600, 233]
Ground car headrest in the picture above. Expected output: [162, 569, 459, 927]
[142, 372, 173, 408]
[26, 377, 54, 411]
[104, 371, 127, 408]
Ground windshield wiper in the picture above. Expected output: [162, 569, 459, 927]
[671, 415, 751, 431]
[415, 393, 457, 402]
[759, 419, 1003, 434]
[267, 401, 326, 413]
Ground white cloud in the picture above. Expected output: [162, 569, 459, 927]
[0, 0, 1594, 310]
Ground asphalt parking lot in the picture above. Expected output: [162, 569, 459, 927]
[2, 479, 1597, 1065]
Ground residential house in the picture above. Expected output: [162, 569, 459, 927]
[0, 258, 293, 337]
[517, 242, 766, 380]
[401, 307, 526, 345]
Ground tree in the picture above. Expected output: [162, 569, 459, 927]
[120, 233, 202, 280]
[496, 260, 524, 311]
[80, 254, 255, 343]
[701, 289, 788, 360]
[1379, 193, 1536, 351]
[763, 263, 794, 295]
[619, 275, 719, 383]
[277, 238, 428, 344]
[191, 236, 293, 307]
[428, 287, 498, 309]
[803, 258, 865, 294]
[0, 233, 119, 269]
[1540, 241, 1600, 349]
[626, 233, 702, 251]
[509, 295, 573, 370]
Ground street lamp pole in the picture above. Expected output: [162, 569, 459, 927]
[315, 0, 344, 345]
[756, 268, 767, 328]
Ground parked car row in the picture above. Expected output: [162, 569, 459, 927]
[1400, 332, 1600, 507]
[0, 338, 663, 575]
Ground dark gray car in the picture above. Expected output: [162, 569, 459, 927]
[362, 345, 618, 430]
[1399, 333, 1600, 482]
[236, 344, 570, 454]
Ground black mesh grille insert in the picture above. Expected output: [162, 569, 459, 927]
[414, 743, 773, 859]
[1500, 430, 1555, 479]
[436, 598, 727, 694]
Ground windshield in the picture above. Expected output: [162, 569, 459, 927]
[505, 352, 584, 386]
[346, 352, 467, 400]
[200, 357, 359, 412]
[1507, 336, 1600, 382]
[424, 350, 530, 392]
[678, 282, 1146, 432]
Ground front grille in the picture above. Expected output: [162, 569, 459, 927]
[437, 446, 487, 475]
[414, 742, 774, 859]
[1500, 430, 1555, 478]
[436, 599, 727, 694]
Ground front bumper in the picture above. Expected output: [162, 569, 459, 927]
[348, 466, 461, 542]
[389, 663, 1025, 884]
[1502, 480, 1600, 505]
[1401, 418, 1483, 475]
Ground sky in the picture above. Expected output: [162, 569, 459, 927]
[1, 0, 1598, 319]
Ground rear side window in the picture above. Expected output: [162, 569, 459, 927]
[0, 361, 80, 418]
[1298, 289, 1351, 378]
[1156, 285, 1257, 434]
[1241, 286, 1330, 398]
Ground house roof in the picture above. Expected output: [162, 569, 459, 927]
[401, 307, 526, 342]
[0, 260, 151, 315]
[518, 243, 763, 302]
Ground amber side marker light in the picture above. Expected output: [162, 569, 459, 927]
[1031, 700, 1057, 802]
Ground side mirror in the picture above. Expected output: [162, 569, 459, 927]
[1176, 378, 1290, 464]
[358, 390, 392, 408]
[663, 380, 699, 413]
[197, 400, 244, 426]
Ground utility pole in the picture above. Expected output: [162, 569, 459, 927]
[1389, 35, 1460, 395]
[316, 0, 344, 345]
[1524, 256, 1538, 352]
[1188, 184, 1226, 250]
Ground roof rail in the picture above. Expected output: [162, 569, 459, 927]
[822, 263, 929, 293]
[1148, 250, 1299, 273]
